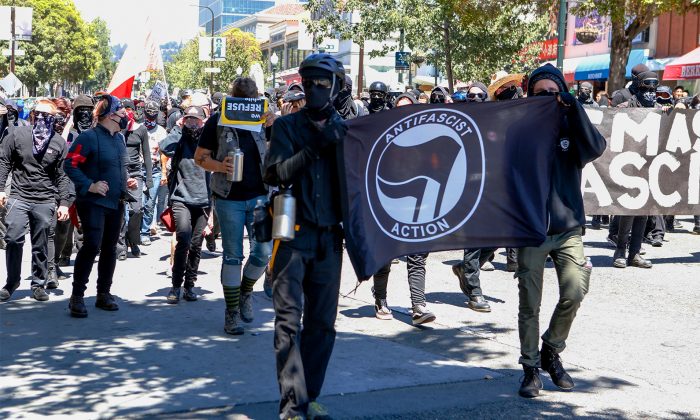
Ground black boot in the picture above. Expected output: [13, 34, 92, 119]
[541, 343, 574, 390]
[69, 296, 88, 318]
[47, 269, 59, 289]
[518, 366, 543, 398]
[95, 293, 119, 311]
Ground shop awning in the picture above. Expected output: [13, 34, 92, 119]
[663, 46, 700, 80]
[574, 49, 649, 81]
[545, 56, 592, 83]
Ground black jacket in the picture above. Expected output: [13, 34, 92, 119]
[64, 124, 128, 210]
[122, 124, 153, 188]
[527, 65, 607, 235]
[159, 126, 210, 207]
[0, 125, 73, 206]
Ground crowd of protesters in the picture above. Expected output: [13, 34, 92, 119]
[1, 56, 699, 419]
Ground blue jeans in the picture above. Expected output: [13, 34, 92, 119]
[141, 170, 162, 238]
[213, 196, 272, 287]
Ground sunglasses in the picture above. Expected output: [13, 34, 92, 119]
[302, 78, 332, 89]
[533, 90, 558, 97]
[467, 92, 486, 100]
[369, 91, 386, 99]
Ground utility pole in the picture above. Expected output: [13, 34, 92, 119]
[195, 4, 215, 93]
[10, 6, 16, 74]
[556, 0, 567, 72]
[398, 29, 404, 84]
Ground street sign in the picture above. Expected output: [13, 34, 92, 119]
[0, 7, 33, 41]
[199, 37, 226, 61]
[395, 51, 411, 71]
[2, 48, 24, 56]
[204, 67, 221, 73]
[0, 72, 23, 95]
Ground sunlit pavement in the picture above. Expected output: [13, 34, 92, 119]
[1, 218, 699, 419]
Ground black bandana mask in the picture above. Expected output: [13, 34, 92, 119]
[7, 109, 18, 125]
[54, 113, 68, 134]
[135, 106, 145, 123]
[636, 90, 657, 108]
[144, 116, 158, 130]
[496, 85, 518, 101]
[32, 113, 56, 155]
[369, 97, 386, 113]
[75, 108, 93, 132]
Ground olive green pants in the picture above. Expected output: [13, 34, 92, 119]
[516, 228, 591, 367]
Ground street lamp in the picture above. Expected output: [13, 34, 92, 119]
[270, 52, 279, 89]
[192, 4, 215, 93]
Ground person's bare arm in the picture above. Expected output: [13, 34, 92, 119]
[194, 146, 231, 174]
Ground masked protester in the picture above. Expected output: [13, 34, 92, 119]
[4, 100, 29, 128]
[0, 99, 72, 303]
[193, 78, 272, 333]
[367, 81, 390, 114]
[45, 98, 76, 286]
[466, 82, 489, 103]
[140, 100, 169, 246]
[429, 86, 453, 103]
[607, 67, 658, 269]
[116, 99, 153, 260]
[264, 53, 348, 420]
[159, 106, 211, 304]
[0, 98, 12, 142]
[63, 95, 133, 317]
[577, 82, 598, 107]
[656, 85, 675, 108]
[516, 64, 606, 398]
[333, 75, 367, 119]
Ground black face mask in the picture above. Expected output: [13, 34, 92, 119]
[183, 125, 203, 141]
[7, 109, 18, 125]
[113, 115, 129, 130]
[334, 89, 354, 119]
[656, 96, 674, 106]
[135, 106, 145, 123]
[636, 89, 657, 108]
[495, 85, 518, 101]
[75, 108, 93, 132]
[369, 97, 386, 113]
[578, 91, 591, 102]
[54, 114, 67, 133]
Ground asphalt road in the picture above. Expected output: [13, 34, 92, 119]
[1, 216, 699, 419]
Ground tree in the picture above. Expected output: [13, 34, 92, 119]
[569, 0, 699, 93]
[304, 0, 548, 92]
[0, 0, 100, 95]
[165, 28, 262, 92]
[83, 18, 114, 93]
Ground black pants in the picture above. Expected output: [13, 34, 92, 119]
[272, 226, 342, 418]
[171, 201, 208, 288]
[118, 177, 144, 252]
[4, 198, 54, 288]
[41, 206, 71, 274]
[372, 253, 428, 306]
[54, 219, 72, 263]
[616, 215, 647, 257]
[459, 247, 497, 297]
[644, 215, 665, 240]
[72, 202, 123, 297]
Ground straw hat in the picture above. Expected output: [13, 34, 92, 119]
[487, 71, 524, 100]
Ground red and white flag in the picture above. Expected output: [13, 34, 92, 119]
[107, 18, 165, 98]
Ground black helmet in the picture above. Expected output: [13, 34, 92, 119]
[369, 81, 388, 94]
[299, 53, 345, 89]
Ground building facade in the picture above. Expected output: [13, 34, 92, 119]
[198, 0, 307, 35]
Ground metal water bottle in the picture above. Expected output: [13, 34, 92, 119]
[272, 189, 296, 241]
[227, 148, 244, 182]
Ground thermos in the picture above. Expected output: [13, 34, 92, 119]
[272, 189, 296, 241]
[227, 148, 244, 182]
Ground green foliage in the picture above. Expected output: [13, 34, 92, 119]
[304, 0, 548, 87]
[165, 28, 262, 92]
[0, 0, 101, 93]
[83, 18, 114, 93]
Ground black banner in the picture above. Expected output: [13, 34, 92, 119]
[342, 98, 560, 279]
[582, 108, 700, 215]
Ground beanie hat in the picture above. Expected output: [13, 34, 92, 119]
[527, 64, 567, 96]
[72, 94, 94, 110]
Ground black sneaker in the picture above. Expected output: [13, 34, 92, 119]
[95, 293, 119, 311]
[130, 245, 141, 257]
[167, 287, 181, 304]
[541, 344, 574, 390]
[69, 296, 88, 318]
[374, 298, 393, 320]
[590, 219, 601, 230]
[57, 257, 71, 267]
[606, 234, 618, 247]
[183, 287, 198, 302]
[411, 304, 436, 325]
[47, 270, 59, 289]
[467, 295, 491, 312]
[32, 286, 50, 302]
[56, 266, 69, 280]
[206, 234, 217, 252]
[518, 366, 543, 398]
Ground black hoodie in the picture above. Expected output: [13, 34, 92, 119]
[527, 64, 607, 235]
